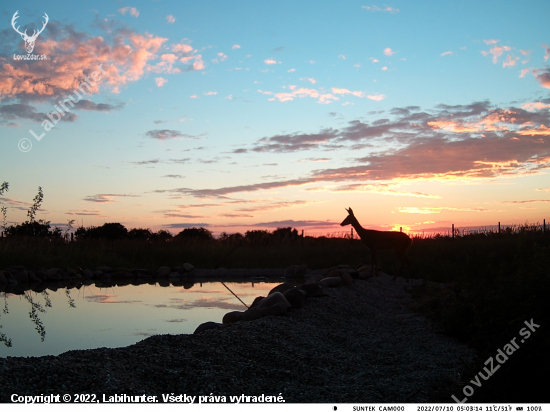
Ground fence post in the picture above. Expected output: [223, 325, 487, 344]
[544, 219, 546, 234]
[498, 222, 500, 234]
[452, 224, 454, 239]
[400, 227, 402, 232]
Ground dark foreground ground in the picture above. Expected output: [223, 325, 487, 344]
[0, 273, 474, 403]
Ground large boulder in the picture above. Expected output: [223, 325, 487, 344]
[194, 322, 223, 334]
[222, 311, 244, 324]
[157, 266, 171, 277]
[259, 302, 288, 317]
[257, 292, 291, 310]
[13, 270, 29, 283]
[299, 283, 328, 298]
[318, 277, 342, 288]
[268, 283, 293, 296]
[283, 288, 306, 308]
[242, 307, 263, 321]
[249, 296, 265, 308]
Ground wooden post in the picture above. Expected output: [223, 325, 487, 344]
[544, 219, 546, 234]
[498, 222, 500, 234]
[400, 227, 402, 232]
[452, 224, 454, 239]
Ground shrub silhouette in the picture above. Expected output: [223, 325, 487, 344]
[173, 227, 213, 242]
[76, 223, 128, 240]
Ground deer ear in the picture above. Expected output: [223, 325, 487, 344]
[348, 207, 353, 215]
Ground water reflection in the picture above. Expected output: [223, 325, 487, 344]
[0, 278, 283, 358]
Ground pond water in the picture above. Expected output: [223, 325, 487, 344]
[0, 280, 281, 358]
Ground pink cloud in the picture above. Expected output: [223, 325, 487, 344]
[519, 67, 531, 78]
[232, 44, 241, 49]
[166, 15, 176, 24]
[483, 39, 499, 45]
[1, 24, 209, 100]
[502, 54, 519, 67]
[155, 77, 168, 87]
[332, 88, 364, 98]
[362, 5, 399, 13]
[481, 45, 512, 64]
[264, 58, 279, 65]
[261, 87, 339, 104]
[440, 51, 453, 56]
[119, 7, 139, 17]
[384, 48, 396, 56]
[522, 102, 550, 111]
[300, 78, 317, 84]
[543, 43, 550, 61]
[532, 68, 550, 88]
[367, 94, 386, 101]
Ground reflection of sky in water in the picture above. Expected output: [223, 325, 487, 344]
[0, 280, 279, 358]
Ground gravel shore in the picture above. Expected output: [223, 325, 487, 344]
[0, 271, 475, 403]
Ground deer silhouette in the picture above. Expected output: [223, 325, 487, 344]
[341, 207, 412, 281]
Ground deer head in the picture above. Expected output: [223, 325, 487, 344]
[340, 207, 355, 226]
[12, 11, 49, 54]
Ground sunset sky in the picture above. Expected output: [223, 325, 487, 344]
[1, 0, 549, 236]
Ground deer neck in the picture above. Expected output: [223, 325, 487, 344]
[349, 217, 366, 236]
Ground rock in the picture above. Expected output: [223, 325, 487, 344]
[357, 266, 375, 279]
[34, 270, 47, 281]
[349, 271, 360, 279]
[157, 266, 171, 277]
[259, 302, 288, 317]
[13, 270, 29, 283]
[327, 268, 347, 278]
[171, 266, 184, 274]
[28, 271, 41, 282]
[194, 322, 223, 334]
[284, 264, 308, 278]
[46, 268, 62, 280]
[299, 283, 328, 298]
[283, 288, 306, 308]
[222, 311, 244, 324]
[258, 292, 291, 310]
[132, 269, 149, 277]
[249, 296, 265, 308]
[93, 270, 104, 278]
[0, 272, 7, 284]
[318, 277, 342, 288]
[268, 283, 293, 296]
[168, 272, 180, 278]
[82, 269, 94, 278]
[183, 263, 194, 272]
[58, 269, 71, 280]
[66, 268, 77, 276]
[340, 272, 354, 285]
[95, 266, 113, 273]
[242, 307, 263, 321]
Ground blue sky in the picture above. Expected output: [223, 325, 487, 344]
[1, 0, 549, 236]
